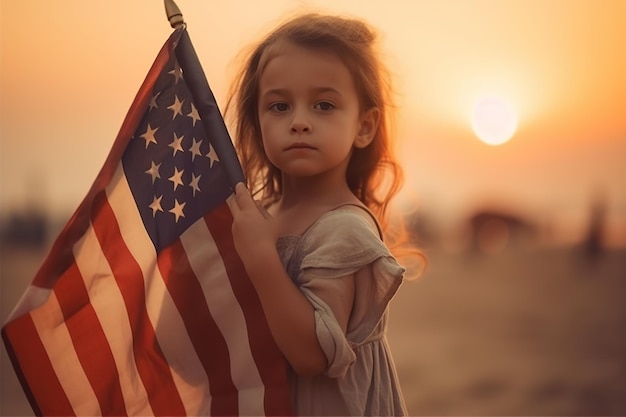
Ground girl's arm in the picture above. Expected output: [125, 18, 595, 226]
[226, 183, 332, 376]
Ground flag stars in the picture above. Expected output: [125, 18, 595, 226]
[140, 124, 158, 148]
[167, 95, 184, 119]
[149, 195, 164, 217]
[169, 199, 186, 223]
[169, 133, 184, 156]
[169, 167, 185, 191]
[145, 161, 162, 184]
[206, 144, 219, 168]
[187, 103, 201, 126]
[149, 92, 161, 110]
[189, 173, 201, 197]
[169, 61, 183, 84]
[189, 138, 203, 161]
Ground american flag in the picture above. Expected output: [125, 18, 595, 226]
[2, 27, 292, 416]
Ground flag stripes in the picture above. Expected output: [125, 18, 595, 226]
[54, 261, 126, 416]
[73, 226, 152, 417]
[92, 188, 187, 416]
[2, 314, 70, 416]
[205, 207, 294, 416]
[159, 239, 238, 415]
[181, 216, 266, 416]
[33, 290, 100, 416]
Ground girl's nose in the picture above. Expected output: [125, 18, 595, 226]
[290, 110, 312, 133]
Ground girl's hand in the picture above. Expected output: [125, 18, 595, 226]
[226, 183, 278, 267]
[226, 183, 328, 376]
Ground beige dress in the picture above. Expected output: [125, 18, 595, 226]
[276, 206, 407, 416]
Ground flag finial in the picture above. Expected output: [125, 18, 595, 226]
[164, 0, 184, 28]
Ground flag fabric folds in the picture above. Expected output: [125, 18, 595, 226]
[2, 27, 293, 417]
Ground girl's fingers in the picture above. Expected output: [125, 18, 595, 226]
[229, 183, 271, 221]
[233, 182, 256, 211]
[234, 182, 247, 194]
[226, 193, 238, 215]
[227, 183, 248, 212]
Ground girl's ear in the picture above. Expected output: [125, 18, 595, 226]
[354, 107, 380, 149]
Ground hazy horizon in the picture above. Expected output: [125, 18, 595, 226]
[2, 1, 625, 246]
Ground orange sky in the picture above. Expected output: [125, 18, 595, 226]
[1, 0, 625, 246]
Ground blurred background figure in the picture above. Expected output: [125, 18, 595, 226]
[582, 188, 607, 263]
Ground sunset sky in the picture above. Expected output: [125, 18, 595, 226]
[1, 0, 625, 246]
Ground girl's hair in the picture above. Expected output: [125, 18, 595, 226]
[225, 13, 426, 276]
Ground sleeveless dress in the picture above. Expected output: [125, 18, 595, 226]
[275, 206, 407, 416]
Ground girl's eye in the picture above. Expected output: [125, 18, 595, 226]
[314, 101, 335, 111]
[269, 102, 290, 112]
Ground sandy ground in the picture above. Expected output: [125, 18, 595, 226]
[388, 247, 626, 415]
[2, 244, 625, 415]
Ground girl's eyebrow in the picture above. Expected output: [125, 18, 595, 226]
[310, 86, 342, 95]
[260, 86, 342, 97]
[260, 88, 290, 97]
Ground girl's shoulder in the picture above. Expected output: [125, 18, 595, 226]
[304, 203, 383, 241]
[276, 203, 393, 277]
[297, 204, 393, 270]
[296, 203, 404, 283]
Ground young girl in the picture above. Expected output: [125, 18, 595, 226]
[225, 13, 420, 416]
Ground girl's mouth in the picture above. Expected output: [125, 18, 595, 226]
[286, 142, 316, 150]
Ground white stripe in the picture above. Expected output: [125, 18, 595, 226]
[30, 287, 101, 416]
[6, 285, 51, 323]
[106, 163, 211, 416]
[73, 222, 154, 416]
[180, 218, 266, 416]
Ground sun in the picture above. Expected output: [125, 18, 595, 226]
[471, 96, 518, 145]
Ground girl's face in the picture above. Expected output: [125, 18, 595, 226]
[257, 42, 368, 180]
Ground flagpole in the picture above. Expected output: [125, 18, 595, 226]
[164, 0, 184, 28]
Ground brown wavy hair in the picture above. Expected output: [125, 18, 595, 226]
[225, 13, 403, 223]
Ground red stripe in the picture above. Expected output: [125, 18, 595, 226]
[55, 261, 127, 416]
[204, 203, 294, 416]
[2, 314, 74, 416]
[157, 241, 239, 415]
[91, 191, 186, 416]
